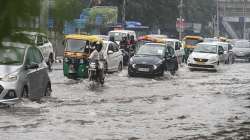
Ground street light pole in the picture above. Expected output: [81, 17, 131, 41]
[179, 0, 183, 40]
[122, 0, 126, 27]
[243, 0, 246, 39]
[216, 0, 220, 37]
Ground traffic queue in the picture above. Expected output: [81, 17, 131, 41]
[0, 29, 248, 104]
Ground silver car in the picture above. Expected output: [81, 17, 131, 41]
[0, 42, 51, 104]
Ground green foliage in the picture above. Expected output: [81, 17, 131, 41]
[52, 0, 87, 33]
[0, 0, 40, 41]
[87, 6, 118, 25]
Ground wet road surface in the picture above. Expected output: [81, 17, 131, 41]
[0, 62, 250, 140]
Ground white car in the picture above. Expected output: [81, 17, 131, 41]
[102, 41, 123, 72]
[163, 38, 184, 64]
[14, 31, 55, 70]
[187, 42, 226, 71]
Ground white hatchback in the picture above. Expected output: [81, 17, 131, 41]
[102, 41, 123, 72]
[187, 42, 226, 71]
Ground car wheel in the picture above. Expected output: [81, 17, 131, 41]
[118, 62, 123, 71]
[170, 70, 176, 75]
[44, 82, 52, 96]
[21, 86, 29, 98]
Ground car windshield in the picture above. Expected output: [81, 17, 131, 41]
[234, 41, 250, 48]
[136, 44, 165, 57]
[109, 32, 127, 41]
[185, 39, 201, 46]
[0, 47, 25, 65]
[194, 44, 217, 54]
[65, 39, 87, 52]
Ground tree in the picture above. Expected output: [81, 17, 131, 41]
[52, 0, 88, 33]
[0, 0, 40, 41]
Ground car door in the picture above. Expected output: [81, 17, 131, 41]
[24, 48, 41, 98]
[165, 46, 177, 71]
[112, 43, 121, 70]
[106, 43, 116, 71]
[218, 46, 225, 63]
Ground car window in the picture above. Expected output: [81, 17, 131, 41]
[42, 36, 48, 43]
[37, 35, 43, 45]
[113, 43, 119, 52]
[218, 46, 224, 52]
[25, 48, 35, 65]
[32, 47, 43, 63]
[108, 44, 114, 51]
[228, 44, 233, 50]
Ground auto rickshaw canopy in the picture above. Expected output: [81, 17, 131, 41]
[64, 34, 103, 44]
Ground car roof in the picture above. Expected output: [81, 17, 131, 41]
[1, 41, 32, 49]
[144, 43, 166, 46]
[16, 31, 46, 36]
[109, 30, 135, 34]
[198, 41, 228, 46]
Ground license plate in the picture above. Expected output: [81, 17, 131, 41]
[138, 68, 150, 72]
[197, 62, 204, 65]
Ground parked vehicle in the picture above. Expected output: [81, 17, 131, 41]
[182, 35, 203, 63]
[128, 43, 178, 77]
[102, 41, 123, 72]
[187, 42, 226, 71]
[232, 40, 250, 62]
[14, 31, 55, 71]
[63, 34, 103, 79]
[108, 30, 136, 44]
[0, 42, 52, 104]
[147, 34, 168, 40]
[162, 38, 184, 65]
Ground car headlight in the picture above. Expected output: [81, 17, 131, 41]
[2, 72, 18, 82]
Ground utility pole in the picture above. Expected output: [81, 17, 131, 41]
[179, 0, 184, 40]
[243, 0, 246, 39]
[122, 0, 126, 28]
[216, 0, 220, 37]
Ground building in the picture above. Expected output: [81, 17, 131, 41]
[218, 0, 250, 39]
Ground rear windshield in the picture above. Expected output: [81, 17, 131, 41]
[185, 39, 202, 46]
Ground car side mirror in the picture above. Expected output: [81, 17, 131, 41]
[108, 50, 114, 55]
[218, 51, 224, 55]
[25, 63, 39, 70]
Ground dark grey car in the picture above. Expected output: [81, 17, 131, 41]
[0, 42, 51, 104]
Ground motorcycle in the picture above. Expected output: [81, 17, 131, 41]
[88, 60, 104, 89]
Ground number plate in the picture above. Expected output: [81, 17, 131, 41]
[138, 68, 150, 72]
[197, 62, 204, 65]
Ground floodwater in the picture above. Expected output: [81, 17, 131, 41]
[0, 62, 250, 140]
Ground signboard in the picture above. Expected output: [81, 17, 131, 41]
[176, 18, 185, 32]
[74, 19, 86, 29]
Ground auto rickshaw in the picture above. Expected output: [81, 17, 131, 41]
[63, 34, 103, 79]
[182, 35, 203, 63]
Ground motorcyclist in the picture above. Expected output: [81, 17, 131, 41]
[119, 36, 128, 50]
[129, 35, 136, 53]
[88, 42, 104, 83]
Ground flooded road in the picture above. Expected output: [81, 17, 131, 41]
[1, 62, 250, 140]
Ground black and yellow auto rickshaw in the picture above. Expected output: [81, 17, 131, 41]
[182, 35, 203, 63]
[63, 34, 103, 79]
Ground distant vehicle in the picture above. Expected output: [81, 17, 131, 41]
[108, 30, 136, 44]
[187, 42, 226, 71]
[102, 41, 123, 72]
[128, 43, 178, 77]
[14, 31, 55, 71]
[95, 35, 109, 41]
[0, 42, 52, 104]
[216, 42, 235, 64]
[182, 35, 203, 63]
[147, 34, 168, 40]
[232, 40, 250, 62]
